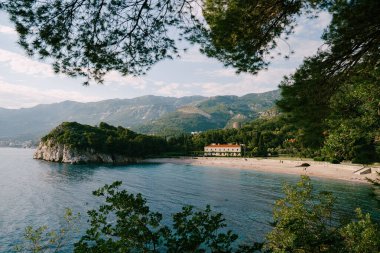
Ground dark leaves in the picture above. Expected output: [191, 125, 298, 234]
[75, 181, 238, 253]
[4, 0, 198, 84]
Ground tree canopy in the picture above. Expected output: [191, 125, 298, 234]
[2, 0, 201, 84]
[1, 0, 378, 84]
[276, 0, 380, 163]
[190, 0, 329, 74]
[0, 0, 336, 84]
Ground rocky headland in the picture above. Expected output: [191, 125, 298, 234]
[33, 122, 167, 164]
[34, 140, 138, 164]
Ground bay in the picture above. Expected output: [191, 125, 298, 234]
[0, 148, 379, 252]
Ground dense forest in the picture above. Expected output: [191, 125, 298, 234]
[43, 115, 379, 164]
[168, 112, 380, 164]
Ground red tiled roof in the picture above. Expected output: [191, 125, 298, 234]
[204, 144, 240, 148]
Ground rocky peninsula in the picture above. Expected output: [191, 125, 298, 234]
[34, 122, 167, 164]
[34, 140, 137, 164]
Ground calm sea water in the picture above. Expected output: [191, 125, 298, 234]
[0, 148, 379, 252]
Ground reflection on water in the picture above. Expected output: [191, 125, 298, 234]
[0, 148, 379, 252]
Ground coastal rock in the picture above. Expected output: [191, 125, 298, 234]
[33, 140, 138, 164]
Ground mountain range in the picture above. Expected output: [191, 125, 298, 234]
[0, 90, 280, 141]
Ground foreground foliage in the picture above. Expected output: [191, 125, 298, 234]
[74, 181, 238, 253]
[264, 176, 380, 253]
[15, 209, 80, 253]
[18, 176, 380, 253]
[265, 176, 336, 252]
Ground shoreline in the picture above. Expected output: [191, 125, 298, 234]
[144, 157, 380, 184]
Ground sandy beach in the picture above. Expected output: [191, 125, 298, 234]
[144, 157, 380, 184]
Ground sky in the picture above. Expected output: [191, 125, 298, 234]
[0, 11, 331, 109]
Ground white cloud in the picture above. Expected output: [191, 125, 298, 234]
[104, 71, 147, 90]
[156, 82, 190, 97]
[287, 38, 322, 61]
[0, 25, 17, 35]
[203, 69, 237, 78]
[0, 49, 55, 77]
[314, 12, 332, 29]
[153, 67, 288, 98]
[270, 12, 329, 65]
[179, 47, 213, 63]
[201, 66, 290, 88]
[294, 11, 331, 35]
[0, 80, 101, 108]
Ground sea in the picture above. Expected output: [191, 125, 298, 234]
[0, 147, 379, 252]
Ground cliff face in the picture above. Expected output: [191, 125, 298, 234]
[33, 140, 138, 164]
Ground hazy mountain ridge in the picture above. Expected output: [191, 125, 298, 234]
[135, 90, 281, 135]
[0, 90, 280, 141]
[0, 96, 206, 140]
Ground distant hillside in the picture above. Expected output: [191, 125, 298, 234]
[0, 96, 205, 141]
[134, 90, 280, 135]
[0, 90, 280, 140]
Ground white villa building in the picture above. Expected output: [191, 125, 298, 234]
[204, 144, 242, 157]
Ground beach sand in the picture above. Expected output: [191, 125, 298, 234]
[144, 157, 380, 184]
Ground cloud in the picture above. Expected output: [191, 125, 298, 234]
[203, 69, 237, 78]
[157, 82, 195, 97]
[269, 11, 329, 65]
[0, 49, 55, 77]
[0, 25, 17, 35]
[0, 80, 101, 108]
[314, 12, 332, 29]
[179, 47, 213, 63]
[153, 67, 289, 98]
[293, 11, 331, 35]
[104, 71, 147, 90]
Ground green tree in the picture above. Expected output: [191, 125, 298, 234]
[74, 181, 163, 252]
[277, 54, 333, 149]
[161, 205, 237, 252]
[190, 0, 328, 74]
[276, 0, 380, 161]
[74, 181, 238, 253]
[339, 208, 380, 253]
[264, 176, 380, 253]
[2, 0, 199, 84]
[322, 69, 380, 163]
[264, 176, 338, 253]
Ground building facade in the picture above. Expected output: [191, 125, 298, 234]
[204, 144, 242, 157]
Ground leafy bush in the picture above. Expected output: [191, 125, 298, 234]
[313, 156, 325, 161]
[74, 181, 238, 253]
